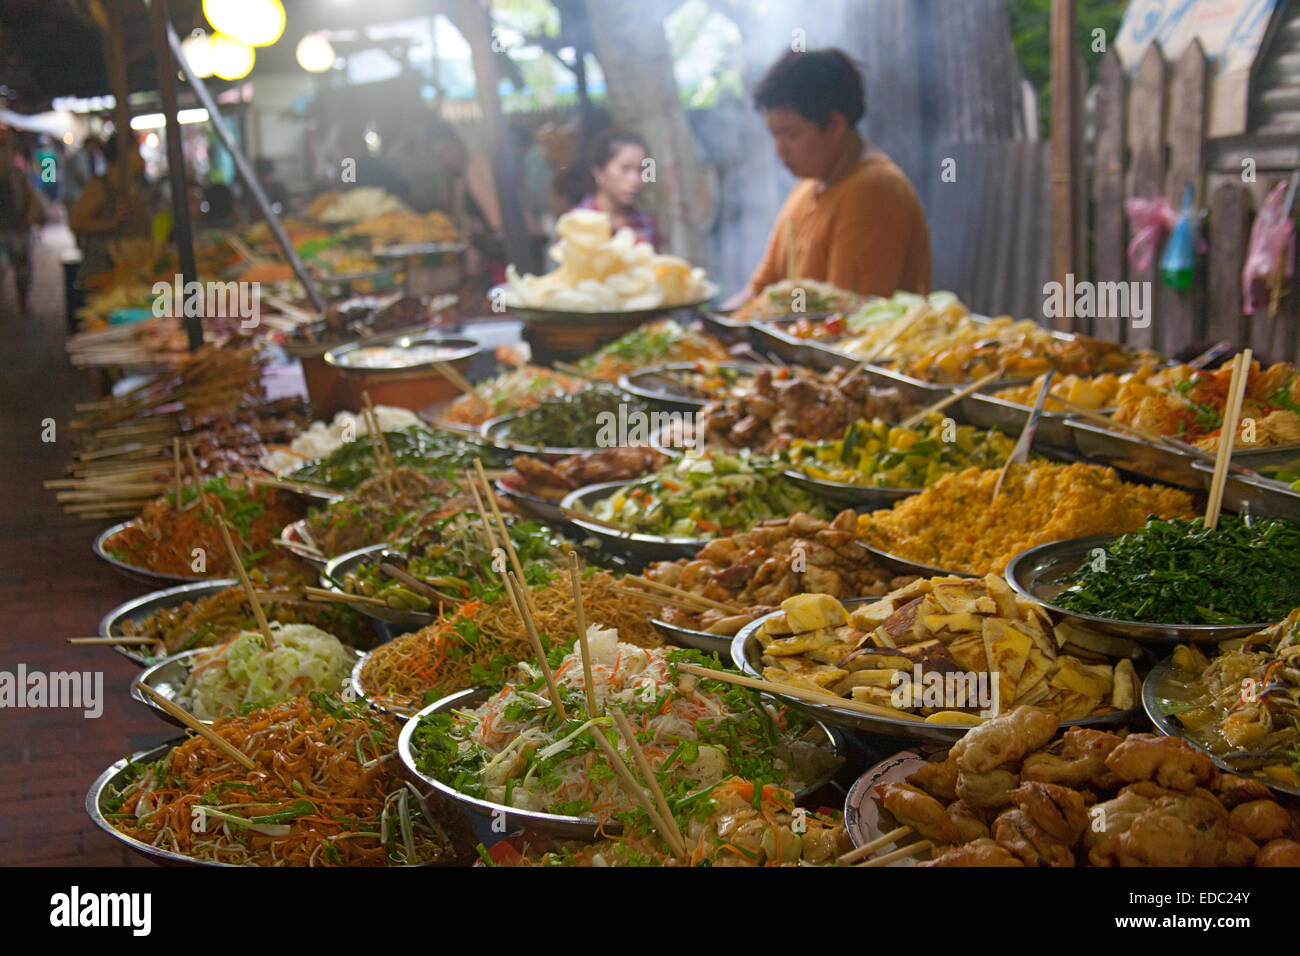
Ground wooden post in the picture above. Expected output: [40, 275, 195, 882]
[1158, 39, 1207, 357]
[1049, 0, 1080, 332]
[1126, 44, 1167, 351]
[150, 0, 202, 351]
[453, 0, 535, 274]
[1207, 182, 1249, 352]
[1092, 49, 1127, 345]
[103, 0, 132, 192]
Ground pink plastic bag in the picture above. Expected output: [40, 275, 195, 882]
[1243, 179, 1297, 316]
[1124, 195, 1178, 273]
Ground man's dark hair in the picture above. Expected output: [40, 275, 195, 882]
[753, 48, 865, 127]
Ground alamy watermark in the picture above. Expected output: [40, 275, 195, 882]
[152, 274, 260, 329]
[890, 665, 1000, 719]
[595, 405, 697, 449]
[0, 664, 103, 718]
[1043, 273, 1151, 330]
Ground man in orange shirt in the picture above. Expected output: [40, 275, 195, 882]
[726, 49, 932, 307]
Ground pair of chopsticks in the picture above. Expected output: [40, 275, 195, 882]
[1205, 349, 1254, 529]
[837, 824, 932, 867]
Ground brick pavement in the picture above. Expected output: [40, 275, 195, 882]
[1, 222, 175, 865]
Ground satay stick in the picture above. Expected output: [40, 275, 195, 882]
[215, 518, 275, 647]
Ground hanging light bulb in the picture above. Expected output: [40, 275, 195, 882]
[209, 32, 255, 81]
[204, 0, 284, 48]
[296, 33, 336, 73]
[180, 30, 214, 79]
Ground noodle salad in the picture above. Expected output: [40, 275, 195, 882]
[101, 694, 467, 866]
[409, 633, 839, 824]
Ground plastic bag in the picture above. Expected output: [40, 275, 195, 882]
[1243, 178, 1297, 316]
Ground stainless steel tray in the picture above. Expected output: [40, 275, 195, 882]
[1143, 656, 1300, 799]
[398, 685, 843, 840]
[99, 579, 238, 667]
[560, 481, 706, 563]
[93, 520, 210, 588]
[1190, 457, 1300, 523]
[783, 470, 921, 509]
[731, 598, 1138, 741]
[131, 645, 365, 726]
[1004, 534, 1275, 644]
[649, 617, 734, 654]
[960, 388, 1101, 450]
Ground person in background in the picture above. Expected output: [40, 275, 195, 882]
[254, 158, 288, 216]
[573, 129, 660, 250]
[0, 131, 45, 317]
[725, 48, 931, 307]
[69, 133, 152, 284]
[62, 136, 99, 214]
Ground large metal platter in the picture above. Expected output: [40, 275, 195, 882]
[491, 284, 716, 323]
[960, 387, 1103, 450]
[99, 579, 238, 667]
[479, 413, 604, 459]
[617, 361, 761, 412]
[321, 544, 442, 631]
[1189, 457, 1300, 523]
[398, 685, 844, 840]
[131, 645, 366, 727]
[93, 520, 210, 588]
[322, 332, 481, 375]
[85, 738, 474, 867]
[1005, 535, 1276, 644]
[1142, 656, 1300, 799]
[649, 617, 734, 654]
[782, 470, 921, 509]
[731, 597, 1140, 741]
[854, 539, 978, 580]
[560, 481, 706, 563]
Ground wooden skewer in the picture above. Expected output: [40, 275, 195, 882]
[502, 571, 567, 722]
[362, 405, 397, 502]
[273, 536, 323, 557]
[474, 459, 539, 621]
[362, 392, 398, 473]
[611, 708, 688, 859]
[568, 552, 599, 718]
[463, 468, 503, 554]
[248, 475, 336, 498]
[837, 825, 912, 864]
[182, 439, 206, 512]
[300, 586, 391, 607]
[172, 438, 183, 513]
[67, 636, 163, 646]
[675, 662, 927, 722]
[626, 576, 741, 615]
[840, 304, 930, 386]
[1206, 349, 1253, 530]
[553, 361, 595, 381]
[855, 838, 932, 867]
[612, 586, 717, 615]
[433, 362, 475, 397]
[215, 518, 275, 647]
[900, 370, 1005, 429]
[588, 728, 684, 862]
[136, 683, 258, 770]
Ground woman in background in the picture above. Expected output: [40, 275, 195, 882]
[573, 129, 660, 250]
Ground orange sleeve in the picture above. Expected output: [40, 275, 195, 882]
[824, 174, 917, 298]
[747, 187, 803, 294]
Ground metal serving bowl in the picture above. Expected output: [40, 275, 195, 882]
[398, 685, 844, 840]
[131, 645, 365, 727]
[617, 361, 760, 413]
[93, 520, 210, 588]
[494, 478, 568, 526]
[277, 519, 328, 570]
[1190, 455, 1300, 524]
[321, 544, 442, 631]
[959, 386, 1105, 450]
[99, 579, 238, 667]
[479, 413, 605, 460]
[782, 470, 921, 509]
[854, 540, 978, 580]
[649, 617, 735, 654]
[1005, 535, 1276, 645]
[559, 481, 707, 564]
[85, 737, 475, 867]
[731, 597, 1139, 741]
[1143, 656, 1300, 799]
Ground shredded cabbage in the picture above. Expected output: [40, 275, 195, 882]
[178, 623, 352, 720]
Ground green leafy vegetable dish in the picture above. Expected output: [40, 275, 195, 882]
[499, 384, 649, 449]
[1051, 515, 1300, 625]
[587, 449, 829, 538]
[289, 426, 506, 491]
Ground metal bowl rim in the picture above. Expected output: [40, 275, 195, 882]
[323, 333, 481, 373]
[99, 578, 239, 666]
[94, 520, 211, 585]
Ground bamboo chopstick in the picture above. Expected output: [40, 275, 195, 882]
[675, 662, 927, 722]
[502, 571, 567, 721]
[625, 577, 740, 615]
[569, 552, 598, 718]
[1205, 350, 1253, 530]
[588, 729, 685, 863]
[855, 839, 932, 867]
[837, 825, 912, 864]
[611, 708, 688, 859]
[67, 636, 163, 646]
[136, 683, 257, 771]
[301, 586, 392, 608]
[215, 518, 275, 647]
[900, 370, 1005, 429]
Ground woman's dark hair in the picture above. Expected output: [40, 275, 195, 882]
[753, 48, 865, 127]
[586, 128, 648, 175]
